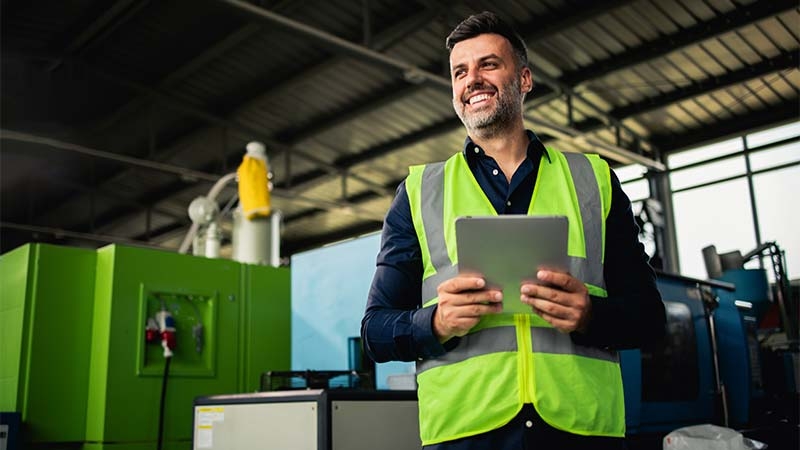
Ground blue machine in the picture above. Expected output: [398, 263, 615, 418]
[622, 268, 788, 435]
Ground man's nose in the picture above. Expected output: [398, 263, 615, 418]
[465, 69, 484, 91]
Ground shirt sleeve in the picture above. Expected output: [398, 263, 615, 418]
[571, 169, 667, 349]
[360, 181, 450, 363]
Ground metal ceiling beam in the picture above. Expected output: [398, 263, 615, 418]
[37, 175, 189, 223]
[649, 101, 799, 152]
[509, 1, 657, 155]
[0, 129, 220, 183]
[523, 115, 664, 168]
[604, 52, 799, 120]
[277, 80, 428, 144]
[560, 0, 798, 88]
[91, 23, 264, 133]
[218, 0, 452, 90]
[46, 0, 150, 72]
[212, 6, 446, 124]
[92, 0, 311, 133]
[515, 0, 638, 42]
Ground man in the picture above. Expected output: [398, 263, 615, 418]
[361, 11, 665, 450]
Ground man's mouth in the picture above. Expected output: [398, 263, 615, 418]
[466, 92, 494, 106]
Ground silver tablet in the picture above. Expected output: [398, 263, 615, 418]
[455, 215, 569, 314]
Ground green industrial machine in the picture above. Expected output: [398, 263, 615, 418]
[1, 243, 291, 450]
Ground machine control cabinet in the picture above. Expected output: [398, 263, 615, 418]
[193, 389, 419, 450]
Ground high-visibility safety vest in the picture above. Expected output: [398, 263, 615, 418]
[405, 147, 624, 445]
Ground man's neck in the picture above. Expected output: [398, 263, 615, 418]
[470, 123, 529, 182]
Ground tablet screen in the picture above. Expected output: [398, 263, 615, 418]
[455, 215, 569, 314]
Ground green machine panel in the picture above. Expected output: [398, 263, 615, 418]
[240, 263, 291, 392]
[2, 243, 291, 450]
[0, 244, 97, 445]
[86, 245, 243, 449]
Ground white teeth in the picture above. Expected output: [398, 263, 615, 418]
[468, 93, 491, 105]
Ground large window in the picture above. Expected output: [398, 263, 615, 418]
[672, 179, 756, 278]
[667, 121, 800, 280]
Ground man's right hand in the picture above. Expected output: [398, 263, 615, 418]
[433, 276, 503, 343]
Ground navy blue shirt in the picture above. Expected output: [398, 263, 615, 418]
[361, 131, 664, 363]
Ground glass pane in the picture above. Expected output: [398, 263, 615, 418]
[668, 137, 744, 169]
[746, 121, 800, 148]
[749, 141, 800, 172]
[673, 178, 756, 279]
[752, 166, 800, 279]
[621, 179, 650, 202]
[614, 163, 647, 183]
[631, 200, 658, 260]
[670, 156, 746, 191]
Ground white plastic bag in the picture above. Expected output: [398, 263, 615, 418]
[663, 424, 767, 450]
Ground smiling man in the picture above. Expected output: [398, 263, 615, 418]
[361, 11, 666, 450]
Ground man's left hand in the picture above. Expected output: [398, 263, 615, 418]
[520, 270, 591, 333]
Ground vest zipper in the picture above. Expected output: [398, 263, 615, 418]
[515, 313, 534, 404]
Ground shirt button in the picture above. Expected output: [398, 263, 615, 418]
[506, 201, 512, 206]
[474, 146, 480, 154]
[525, 420, 533, 428]
[492, 169, 499, 176]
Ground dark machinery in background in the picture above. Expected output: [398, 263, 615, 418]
[703, 243, 799, 426]
[626, 197, 798, 448]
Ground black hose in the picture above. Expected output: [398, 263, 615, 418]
[157, 357, 171, 450]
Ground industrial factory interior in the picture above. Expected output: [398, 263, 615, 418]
[1, 0, 798, 449]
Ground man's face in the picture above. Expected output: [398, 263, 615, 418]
[449, 33, 532, 135]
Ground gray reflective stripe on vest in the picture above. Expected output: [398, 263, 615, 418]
[563, 153, 605, 289]
[416, 326, 518, 373]
[422, 264, 457, 302]
[416, 326, 618, 373]
[420, 162, 450, 271]
[530, 327, 619, 363]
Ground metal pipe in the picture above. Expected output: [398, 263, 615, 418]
[270, 210, 283, 267]
[524, 117, 665, 170]
[177, 172, 238, 255]
[218, 0, 451, 90]
[0, 129, 219, 183]
[0, 221, 165, 250]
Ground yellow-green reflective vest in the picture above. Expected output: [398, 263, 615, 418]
[405, 148, 624, 445]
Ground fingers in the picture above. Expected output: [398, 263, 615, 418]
[535, 269, 586, 294]
[434, 276, 503, 342]
[520, 270, 591, 333]
[438, 275, 486, 295]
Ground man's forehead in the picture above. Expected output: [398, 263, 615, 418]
[449, 33, 513, 65]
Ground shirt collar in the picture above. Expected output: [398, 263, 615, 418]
[462, 130, 552, 164]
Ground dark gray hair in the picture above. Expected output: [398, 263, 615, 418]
[445, 11, 528, 69]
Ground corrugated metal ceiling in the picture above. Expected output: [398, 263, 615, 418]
[1, 0, 797, 257]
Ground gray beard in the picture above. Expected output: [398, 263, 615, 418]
[454, 78, 523, 139]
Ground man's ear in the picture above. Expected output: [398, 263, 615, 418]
[520, 66, 533, 94]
